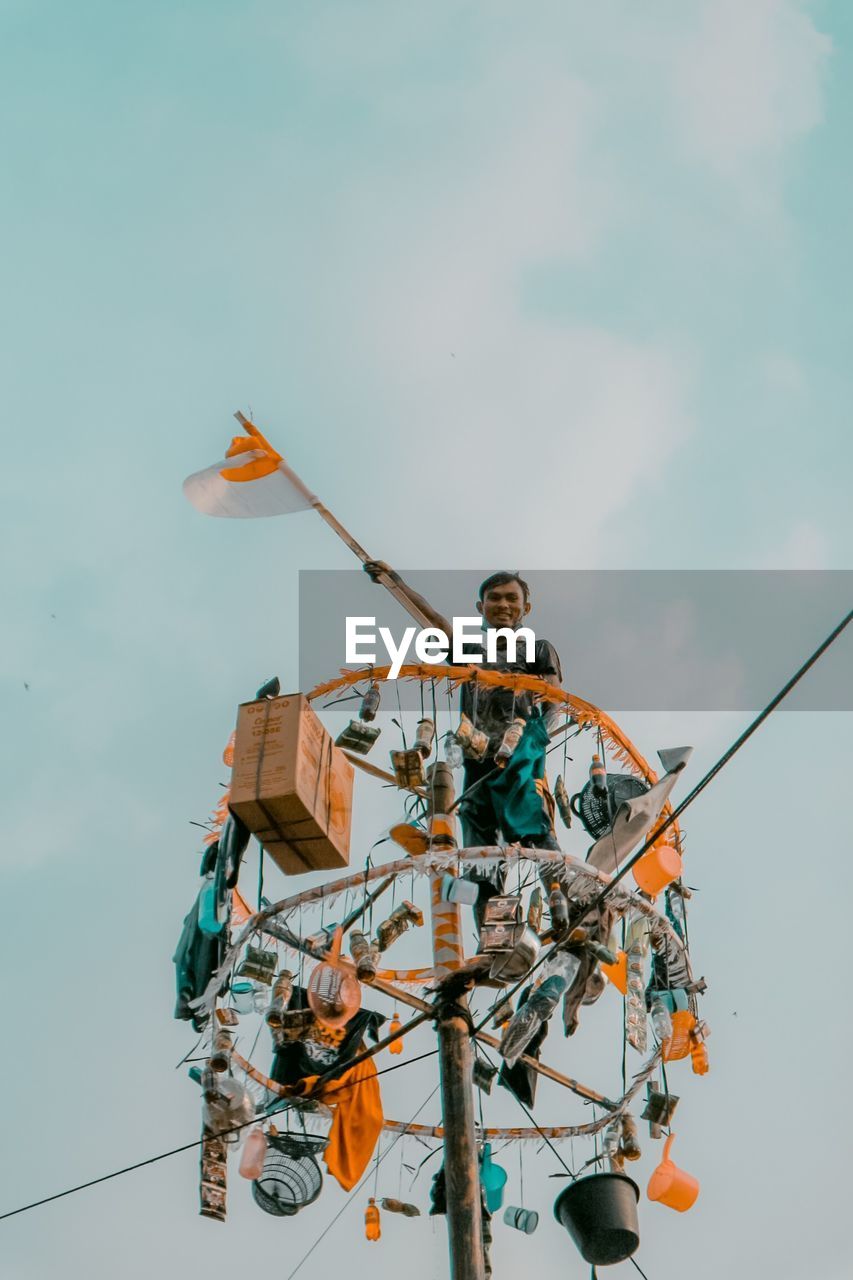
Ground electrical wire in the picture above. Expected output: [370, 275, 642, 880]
[0, 1050, 439, 1225]
[284, 1084, 441, 1280]
[472, 606, 852, 1036]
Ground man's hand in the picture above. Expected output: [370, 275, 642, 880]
[363, 559, 400, 585]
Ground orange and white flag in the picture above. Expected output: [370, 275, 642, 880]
[183, 418, 313, 519]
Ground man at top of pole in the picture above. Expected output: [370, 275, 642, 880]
[363, 562, 564, 913]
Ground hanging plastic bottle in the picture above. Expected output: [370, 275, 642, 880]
[444, 732, 464, 770]
[365, 1198, 381, 1241]
[264, 970, 295, 1029]
[388, 1012, 403, 1055]
[499, 962, 578, 1067]
[495, 717, 526, 767]
[590, 753, 607, 795]
[548, 882, 569, 934]
[454, 713, 489, 761]
[348, 930, 379, 981]
[238, 1127, 267, 1180]
[554, 774, 572, 828]
[209, 1028, 233, 1073]
[542, 949, 581, 986]
[602, 1120, 624, 1172]
[360, 683, 381, 722]
[650, 997, 673, 1046]
[414, 718, 436, 758]
[527, 887, 543, 932]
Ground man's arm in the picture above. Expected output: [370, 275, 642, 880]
[363, 560, 453, 636]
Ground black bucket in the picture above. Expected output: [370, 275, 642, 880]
[553, 1173, 640, 1266]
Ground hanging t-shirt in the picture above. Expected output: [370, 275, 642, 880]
[270, 984, 385, 1086]
[459, 633, 562, 759]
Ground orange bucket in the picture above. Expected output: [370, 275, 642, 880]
[632, 843, 683, 897]
[647, 1135, 699, 1212]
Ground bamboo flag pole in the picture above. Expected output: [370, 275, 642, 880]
[234, 411, 436, 630]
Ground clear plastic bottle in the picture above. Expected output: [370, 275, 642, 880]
[542, 949, 581, 986]
[499, 971, 573, 1066]
[360, 683, 381, 722]
[444, 734, 464, 770]
[650, 997, 673, 1045]
[603, 1120, 624, 1172]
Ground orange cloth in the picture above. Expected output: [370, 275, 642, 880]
[303, 1057, 384, 1191]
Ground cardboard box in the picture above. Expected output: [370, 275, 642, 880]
[229, 693, 353, 875]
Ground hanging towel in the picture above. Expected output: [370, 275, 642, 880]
[487, 716, 551, 839]
[300, 1057, 384, 1191]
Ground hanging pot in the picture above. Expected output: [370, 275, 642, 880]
[554, 1172, 640, 1266]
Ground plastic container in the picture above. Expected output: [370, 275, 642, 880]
[554, 1173, 640, 1265]
[239, 1127, 268, 1180]
[480, 1144, 508, 1213]
[230, 981, 256, 1015]
[650, 998, 673, 1045]
[503, 1205, 539, 1234]
[388, 1012, 403, 1055]
[499, 972, 571, 1066]
[647, 1134, 699, 1211]
[663, 1009, 696, 1061]
[632, 843, 683, 897]
[365, 1198, 381, 1240]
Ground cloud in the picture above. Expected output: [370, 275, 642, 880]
[671, 0, 830, 183]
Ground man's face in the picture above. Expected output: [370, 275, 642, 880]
[476, 580, 531, 629]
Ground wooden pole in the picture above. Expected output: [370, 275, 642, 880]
[426, 764, 485, 1280]
[234, 411, 436, 629]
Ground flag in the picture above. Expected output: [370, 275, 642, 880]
[182, 419, 313, 519]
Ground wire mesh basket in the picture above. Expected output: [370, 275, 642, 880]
[252, 1132, 328, 1217]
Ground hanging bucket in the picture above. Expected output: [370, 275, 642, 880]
[503, 1205, 539, 1234]
[480, 1144, 508, 1213]
[647, 1135, 699, 1212]
[554, 1173, 640, 1266]
[632, 844, 682, 897]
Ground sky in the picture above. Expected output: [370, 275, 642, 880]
[1, 2, 851, 1278]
